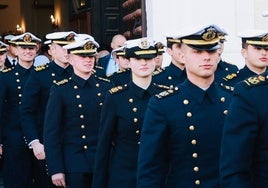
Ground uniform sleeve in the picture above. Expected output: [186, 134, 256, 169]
[137, 97, 168, 188]
[220, 84, 258, 188]
[92, 93, 117, 188]
[43, 85, 65, 175]
[0, 74, 7, 144]
[20, 72, 41, 143]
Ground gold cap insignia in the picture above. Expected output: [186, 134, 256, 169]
[23, 34, 32, 42]
[66, 33, 75, 42]
[202, 27, 217, 41]
[262, 34, 268, 42]
[83, 42, 94, 50]
[139, 39, 150, 49]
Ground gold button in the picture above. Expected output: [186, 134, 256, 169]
[16, 79, 20, 82]
[80, 115, 84, 119]
[83, 145, 88, 149]
[53, 80, 57, 83]
[192, 153, 198, 158]
[191, 139, 197, 145]
[133, 108, 137, 112]
[74, 85, 78, 89]
[82, 135, 86, 139]
[195, 180, 200, 185]
[97, 93, 101, 97]
[221, 97, 225, 102]
[183, 99, 189, 105]
[129, 98, 133, 103]
[78, 104, 82, 108]
[96, 83, 100, 87]
[187, 112, 192, 117]
[136, 130, 140, 134]
[223, 110, 228, 115]
[168, 76, 172, 80]
[51, 73, 55, 76]
[133, 118, 138, 123]
[81, 125, 85, 129]
[193, 166, 199, 172]
[17, 86, 21, 89]
[189, 125, 195, 131]
[76, 95, 80, 99]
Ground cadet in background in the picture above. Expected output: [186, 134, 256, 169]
[222, 29, 268, 87]
[43, 37, 112, 188]
[0, 32, 42, 188]
[152, 33, 186, 87]
[220, 30, 268, 188]
[92, 37, 170, 188]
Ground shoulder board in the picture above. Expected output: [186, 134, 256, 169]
[152, 68, 164, 76]
[222, 72, 238, 81]
[96, 76, 110, 83]
[1, 67, 12, 73]
[109, 85, 127, 94]
[34, 64, 48, 71]
[155, 87, 178, 99]
[219, 83, 234, 92]
[153, 83, 172, 90]
[55, 79, 69, 86]
[95, 65, 104, 70]
[243, 74, 268, 87]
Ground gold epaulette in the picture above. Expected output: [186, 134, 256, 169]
[155, 87, 178, 99]
[152, 68, 164, 76]
[220, 83, 234, 92]
[223, 72, 238, 81]
[1, 67, 12, 73]
[243, 75, 267, 86]
[95, 65, 104, 70]
[153, 83, 172, 90]
[109, 85, 127, 94]
[34, 64, 48, 71]
[55, 79, 69, 86]
[96, 76, 110, 83]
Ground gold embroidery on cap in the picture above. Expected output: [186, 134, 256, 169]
[23, 34, 32, 42]
[66, 33, 75, 41]
[139, 39, 150, 49]
[262, 34, 268, 42]
[202, 27, 217, 41]
[83, 42, 94, 50]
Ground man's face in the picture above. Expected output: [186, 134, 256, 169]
[181, 44, 218, 79]
[16, 45, 37, 63]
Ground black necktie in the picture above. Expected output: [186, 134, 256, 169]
[12, 59, 16, 66]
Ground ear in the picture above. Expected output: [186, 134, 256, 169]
[241, 48, 247, 59]
[67, 55, 73, 65]
[166, 47, 172, 56]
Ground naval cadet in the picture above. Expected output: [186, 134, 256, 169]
[154, 41, 165, 69]
[214, 27, 239, 83]
[152, 33, 186, 87]
[137, 24, 233, 188]
[222, 29, 268, 87]
[92, 37, 170, 188]
[43, 37, 112, 188]
[3, 34, 18, 68]
[220, 37, 268, 188]
[19, 31, 77, 187]
[0, 41, 8, 71]
[0, 32, 42, 187]
[107, 46, 131, 86]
